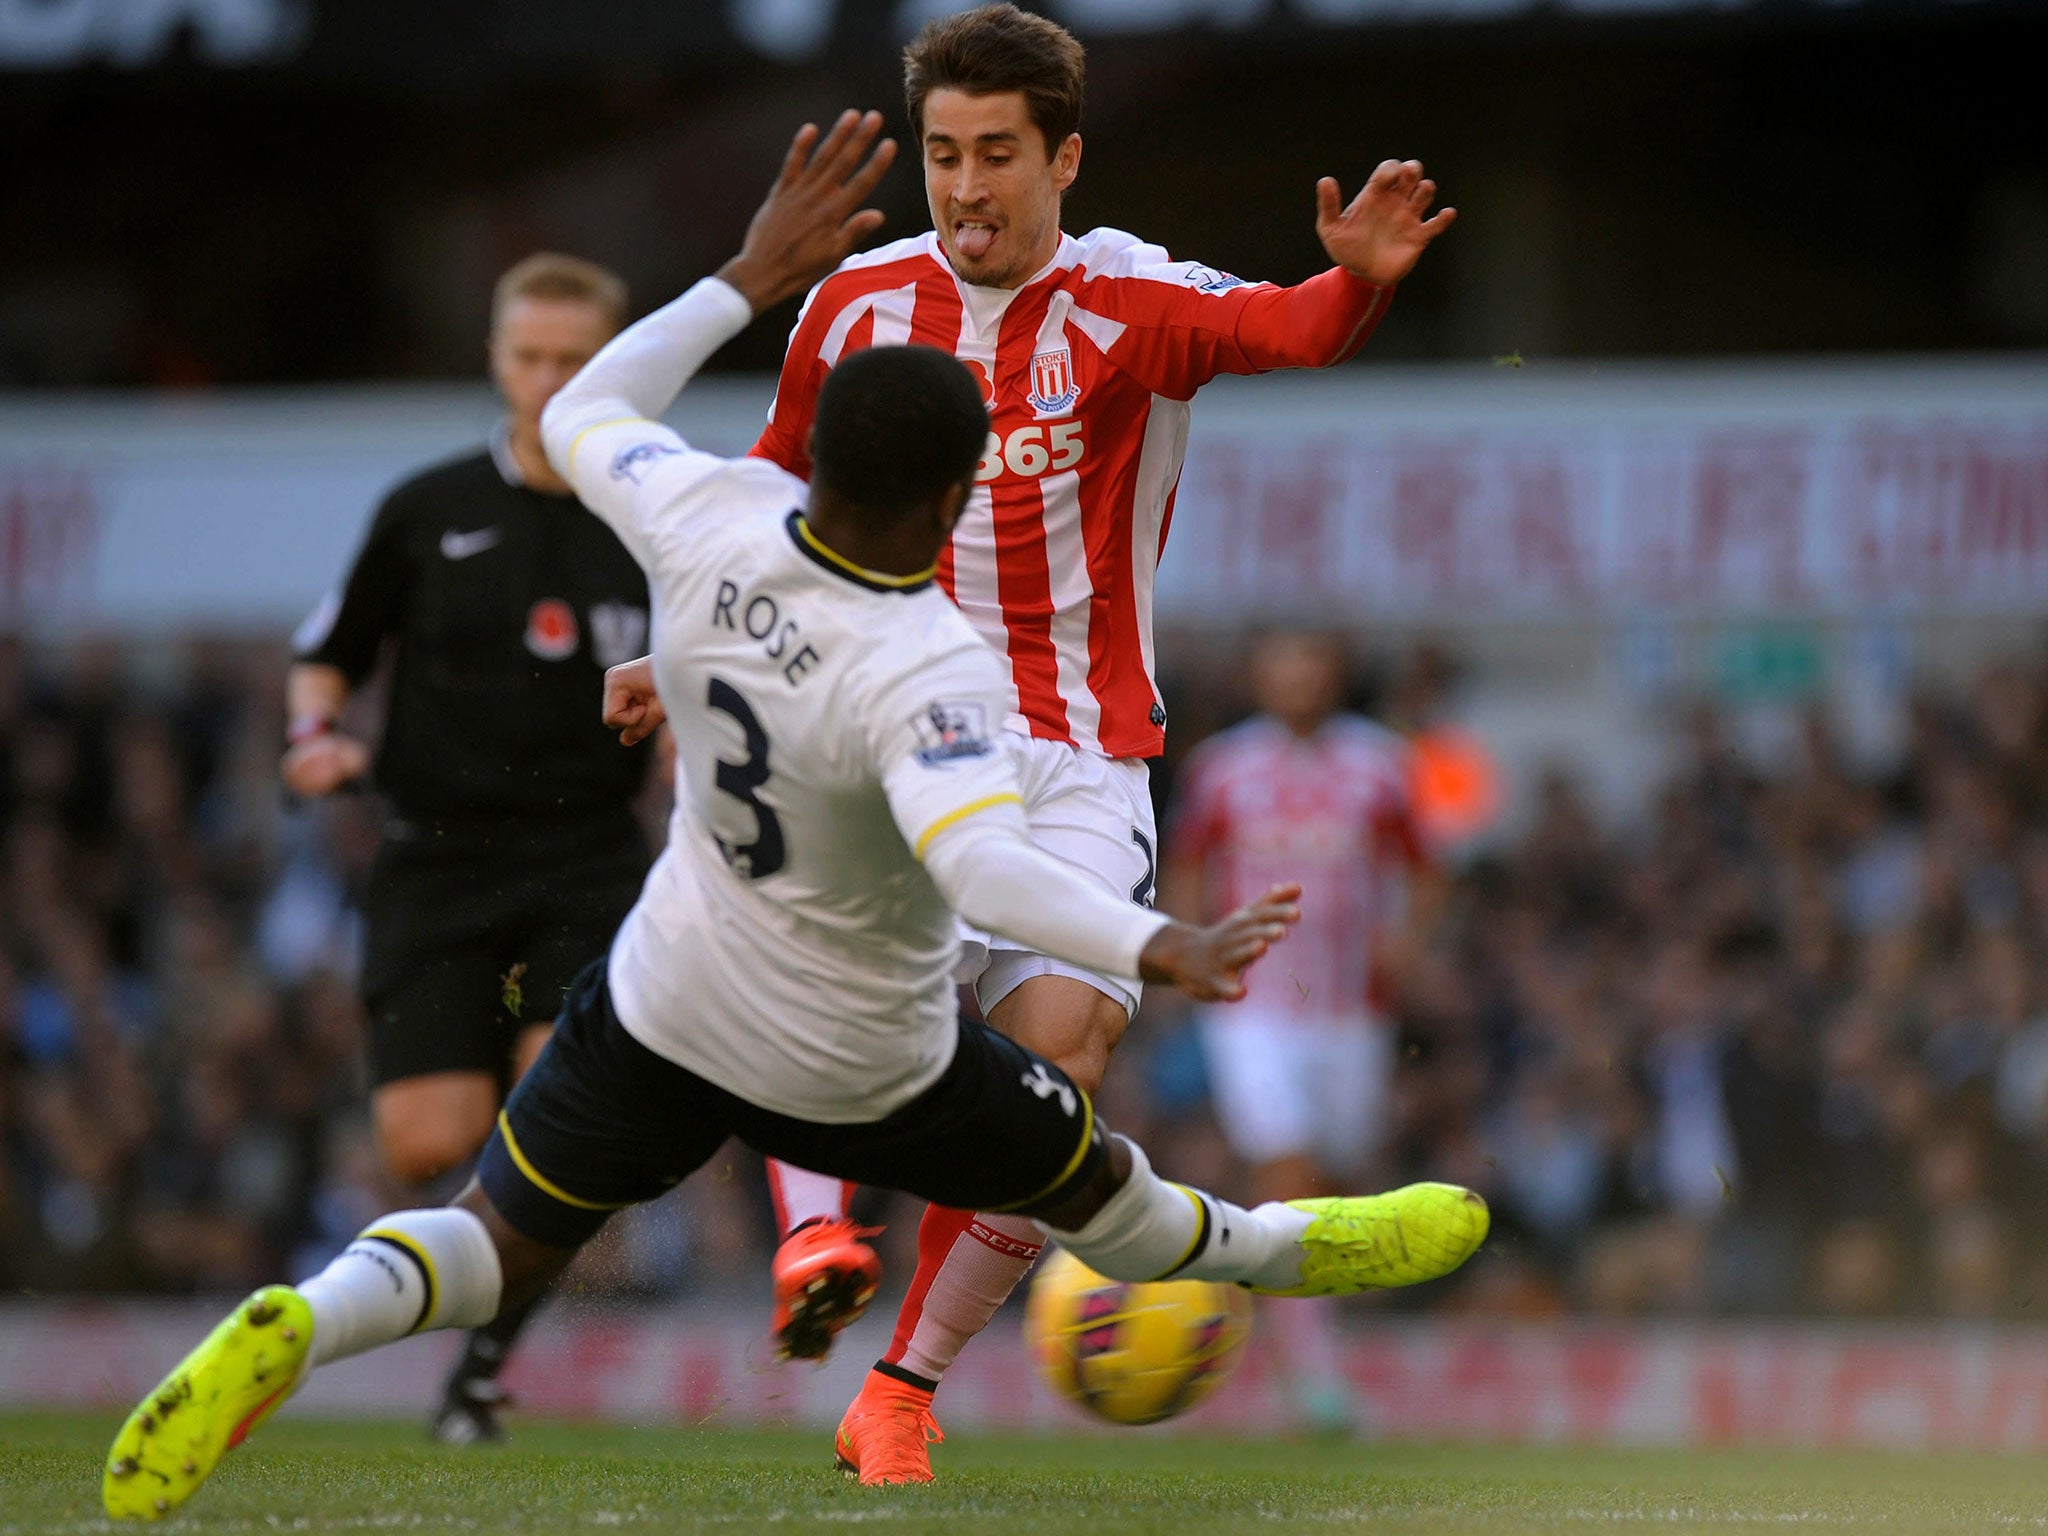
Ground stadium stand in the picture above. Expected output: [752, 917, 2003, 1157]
[5, 631, 2046, 1320]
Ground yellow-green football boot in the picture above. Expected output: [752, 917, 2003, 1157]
[103, 1284, 312, 1520]
[1250, 1183, 1489, 1297]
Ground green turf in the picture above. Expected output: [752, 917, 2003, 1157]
[7, 1413, 2048, 1535]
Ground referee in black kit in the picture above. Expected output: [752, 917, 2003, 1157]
[284, 254, 656, 1443]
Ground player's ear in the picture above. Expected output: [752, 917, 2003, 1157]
[1052, 133, 1081, 195]
[937, 480, 972, 536]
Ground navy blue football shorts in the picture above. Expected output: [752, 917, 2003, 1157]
[478, 959, 1107, 1249]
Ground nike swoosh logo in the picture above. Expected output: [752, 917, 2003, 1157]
[439, 528, 502, 560]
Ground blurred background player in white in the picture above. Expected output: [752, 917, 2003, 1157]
[1163, 629, 1441, 1432]
[282, 256, 657, 1444]
[673, 4, 1453, 1476]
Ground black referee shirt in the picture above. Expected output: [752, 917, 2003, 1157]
[296, 437, 652, 822]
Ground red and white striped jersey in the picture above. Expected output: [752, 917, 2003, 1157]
[752, 228, 1394, 760]
[1168, 714, 1426, 1018]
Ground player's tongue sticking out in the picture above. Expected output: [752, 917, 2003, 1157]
[954, 220, 996, 262]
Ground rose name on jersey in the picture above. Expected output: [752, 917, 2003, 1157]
[711, 577, 823, 687]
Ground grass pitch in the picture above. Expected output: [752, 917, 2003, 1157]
[6, 1413, 2048, 1535]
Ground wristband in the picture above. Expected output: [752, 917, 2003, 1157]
[287, 715, 334, 747]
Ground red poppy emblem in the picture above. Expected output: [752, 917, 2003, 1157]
[525, 598, 579, 660]
[963, 358, 997, 410]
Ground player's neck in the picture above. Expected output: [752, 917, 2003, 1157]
[1002, 229, 1063, 290]
[800, 502, 941, 583]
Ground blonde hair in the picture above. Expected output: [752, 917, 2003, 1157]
[491, 252, 628, 332]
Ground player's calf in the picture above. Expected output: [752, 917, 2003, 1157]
[371, 1074, 502, 1186]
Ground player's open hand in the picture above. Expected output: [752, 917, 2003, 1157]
[280, 732, 371, 798]
[717, 110, 898, 314]
[602, 655, 666, 747]
[1138, 882, 1301, 1002]
[1315, 159, 1455, 287]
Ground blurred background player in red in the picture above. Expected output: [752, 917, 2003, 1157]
[1162, 629, 1442, 1431]
[282, 254, 657, 1444]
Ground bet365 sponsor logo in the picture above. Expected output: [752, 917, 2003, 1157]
[974, 422, 1086, 485]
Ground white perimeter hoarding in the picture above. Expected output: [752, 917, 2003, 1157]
[1, 358, 2044, 634]
[1172, 358, 2048, 625]
[11, 1301, 2048, 1451]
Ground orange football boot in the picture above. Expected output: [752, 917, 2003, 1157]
[834, 1367, 944, 1486]
[770, 1217, 882, 1362]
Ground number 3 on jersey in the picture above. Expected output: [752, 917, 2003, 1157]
[707, 677, 785, 880]
[975, 422, 1084, 484]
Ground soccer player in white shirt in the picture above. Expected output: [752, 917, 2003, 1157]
[101, 113, 1486, 1520]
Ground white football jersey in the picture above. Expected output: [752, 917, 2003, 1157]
[558, 415, 1029, 1121]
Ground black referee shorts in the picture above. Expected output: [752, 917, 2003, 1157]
[360, 814, 648, 1089]
[478, 960, 1108, 1250]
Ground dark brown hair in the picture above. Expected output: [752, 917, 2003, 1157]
[903, 4, 1085, 160]
[491, 252, 628, 332]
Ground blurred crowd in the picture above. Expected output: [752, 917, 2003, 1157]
[6, 630, 2048, 1322]
[1313, 655, 2048, 1321]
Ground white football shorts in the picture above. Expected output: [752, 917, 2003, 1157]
[1194, 1011, 1396, 1174]
[956, 735, 1157, 1019]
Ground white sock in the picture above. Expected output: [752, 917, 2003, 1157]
[766, 1160, 852, 1237]
[1038, 1138, 1313, 1291]
[300, 1208, 504, 1367]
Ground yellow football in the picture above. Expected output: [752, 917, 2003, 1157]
[1024, 1247, 1253, 1426]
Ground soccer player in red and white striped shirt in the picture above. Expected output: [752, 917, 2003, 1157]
[1163, 630, 1440, 1429]
[751, 4, 1455, 1481]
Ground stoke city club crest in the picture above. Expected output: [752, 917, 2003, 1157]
[1026, 346, 1079, 416]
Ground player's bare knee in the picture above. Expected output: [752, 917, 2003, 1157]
[375, 1120, 481, 1186]
[372, 1075, 498, 1185]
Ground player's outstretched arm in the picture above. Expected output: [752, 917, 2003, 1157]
[887, 649, 1298, 1001]
[1316, 158, 1455, 288]
[1100, 159, 1454, 391]
[921, 807, 1299, 1004]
